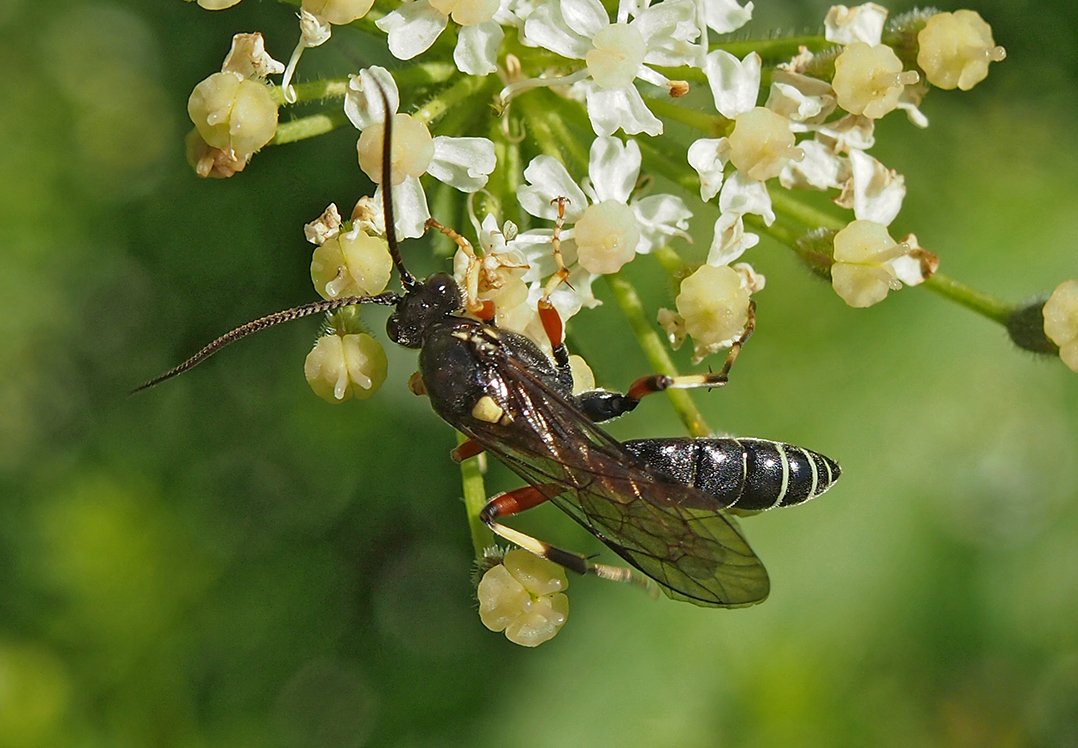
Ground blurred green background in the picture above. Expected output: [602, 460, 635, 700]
[3, 1, 1076, 745]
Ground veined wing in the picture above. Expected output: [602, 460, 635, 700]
[464, 353, 770, 608]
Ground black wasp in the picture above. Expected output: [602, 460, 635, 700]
[137, 84, 840, 608]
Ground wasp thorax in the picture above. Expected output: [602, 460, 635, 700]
[386, 273, 462, 348]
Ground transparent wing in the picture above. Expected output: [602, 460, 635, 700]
[464, 354, 770, 608]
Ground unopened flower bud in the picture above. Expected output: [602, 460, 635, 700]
[428, 0, 500, 26]
[830, 219, 907, 307]
[1042, 280, 1078, 372]
[302, 0, 375, 25]
[188, 71, 278, 158]
[917, 10, 1005, 91]
[477, 549, 569, 647]
[187, 0, 243, 9]
[662, 264, 752, 363]
[304, 332, 388, 402]
[310, 226, 393, 299]
[357, 114, 434, 186]
[727, 107, 801, 182]
[832, 42, 919, 119]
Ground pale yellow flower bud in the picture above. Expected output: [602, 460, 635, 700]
[832, 42, 919, 119]
[477, 550, 569, 647]
[673, 264, 751, 363]
[428, 0, 500, 26]
[357, 114, 434, 186]
[916, 10, 1005, 91]
[1043, 280, 1078, 372]
[310, 227, 393, 299]
[304, 333, 388, 402]
[574, 201, 641, 274]
[188, 0, 243, 9]
[830, 219, 908, 307]
[187, 72, 278, 158]
[727, 107, 801, 182]
[301, 0, 375, 25]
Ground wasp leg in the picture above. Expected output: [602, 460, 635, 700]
[575, 301, 757, 423]
[537, 298, 575, 393]
[451, 439, 485, 462]
[480, 486, 655, 593]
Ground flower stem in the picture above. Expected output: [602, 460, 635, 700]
[413, 73, 493, 128]
[604, 274, 712, 438]
[923, 273, 1014, 324]
[457, 432, 493, 560]
[644, 95, 729, 137]
[271, 108, 350, 145]
[270, 78, 349, 106]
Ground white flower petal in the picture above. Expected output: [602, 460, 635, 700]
[706, 212, 759, 266]
[634, 0, 700, 67]
[702, 0, 754, 34]
[588, 137, 640, 203]
[847, 149, 905, 225]
[560, 0, 610, 38]
[765, 70, 837, 123]
[523, 1, 594, 59]
[632, 193, 692, 254]
[343, 66, 399, 130]
[704, 50, 761, 118]
[375, 176, 430, 239]
[376, 0, 449, 61]
[428, 136, 497, 192]
[719, 171, 774, 225]
[687, 137, 729, 201]
[454, 20, 503, 75]
[518, 156, 588, 221]
[584, 85, 662, 136]
[779, 140, 847, 190]
[824, 3, 887, 46]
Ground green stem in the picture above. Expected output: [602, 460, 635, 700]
[457, 432, 493, 560]
[644, 96, 729, 137]
[716, 35, 832, 61]
[604, 274, 712, 438]
[270, 78, 349, 106]
[767, 187, 845, 231]
[923, 273, 1014, 324]
[271, 109, 350, 145]
[413, 74, 492, 128]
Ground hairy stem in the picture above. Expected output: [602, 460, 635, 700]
[271, 108, 350, 144]
[457, 432, 493, 560]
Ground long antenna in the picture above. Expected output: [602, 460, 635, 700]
[131, 292, 400, 393]
[375, 79, 417, 291]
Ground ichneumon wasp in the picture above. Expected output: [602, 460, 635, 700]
[136, 82, 840, 608]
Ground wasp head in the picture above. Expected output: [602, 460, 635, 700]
[386, 272, 461, 348]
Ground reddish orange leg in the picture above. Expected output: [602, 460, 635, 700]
[480, 485, 653, 590]
[451, 439, 485, 462]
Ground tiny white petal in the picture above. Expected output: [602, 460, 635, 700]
[344, 66, 399, 130]
[824, 3, 887, 46]
[706, 212, 759, 266]
[560, 0, 611, 38]
[702, 0, 754, 34]
[779, 140, 847, 190]
[719, 171, 774, 225]
[704, 50, 761, 118]
[376, 0, 449, 61]
[375, 176, 430, 239]
[454, 21, 503, 75]
[811, 113, 876, 153]
[428, 136, 497, 192]
[585, 85, 662, 136]
[518, 156, 588, 221]
[765, 70, 837, 123]
[687, 137, 729, 201]
[846, 149, 905, 225]
[588, 136, 640, 203]
[633, 193, 693, 253]
[634, 0, 700, 67]
[523, 2, 594, 59]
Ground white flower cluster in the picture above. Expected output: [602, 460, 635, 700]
[181, 0, 1029, 643]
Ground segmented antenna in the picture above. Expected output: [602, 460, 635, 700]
[375, 79, 417, 291]
[131, 292, 400, 393]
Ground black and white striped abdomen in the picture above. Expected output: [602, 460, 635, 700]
[621, 437, 840, 511]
